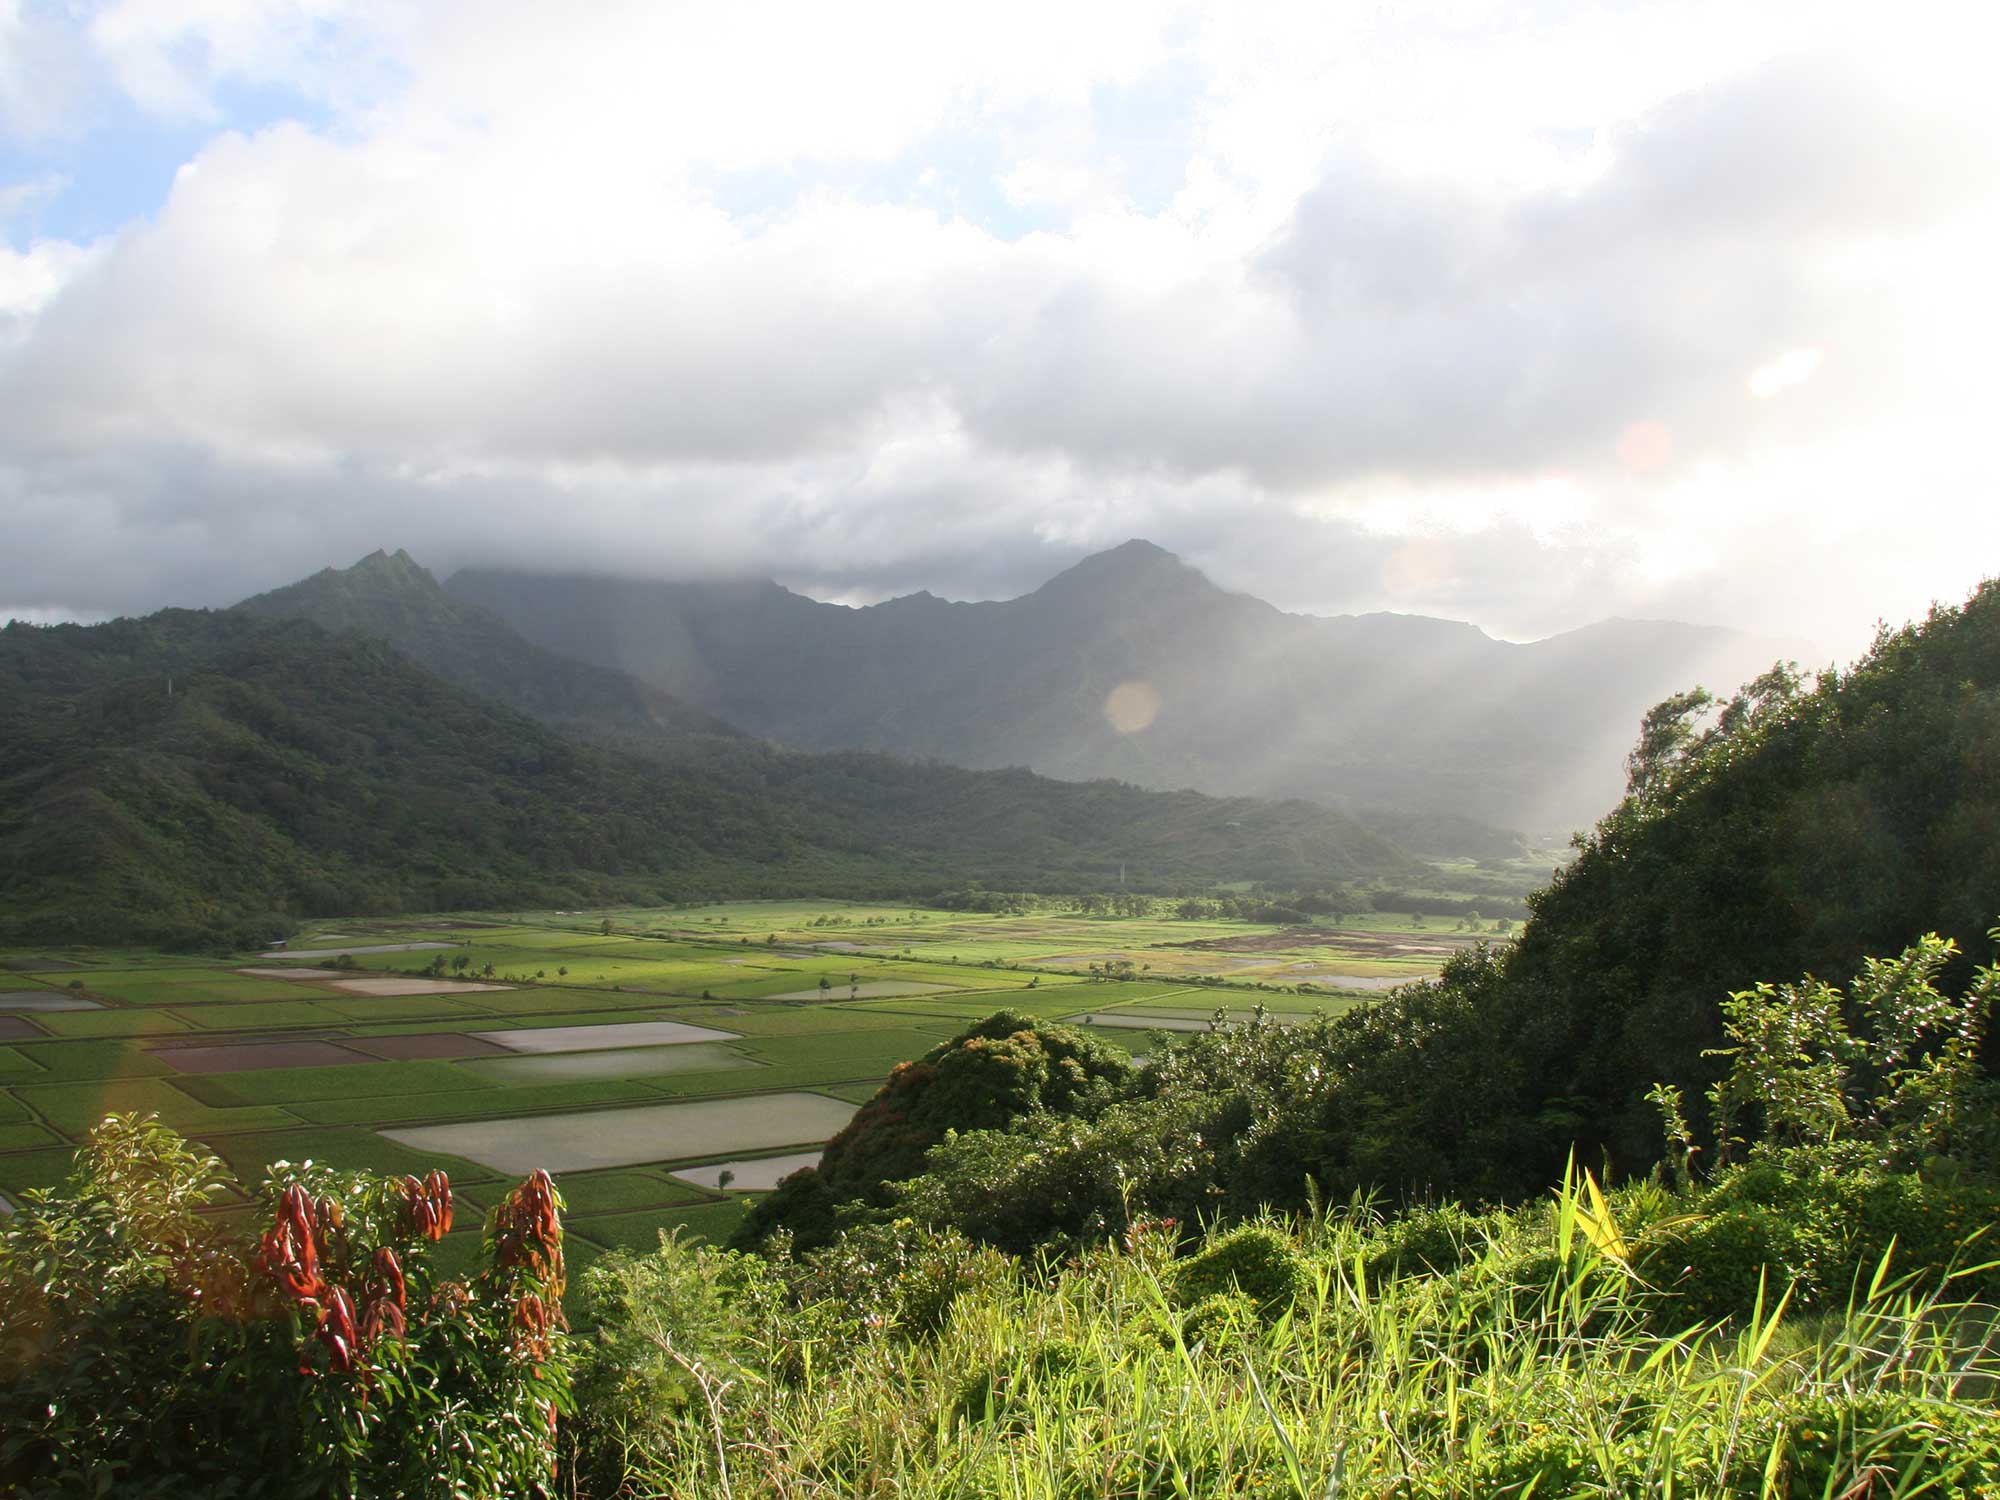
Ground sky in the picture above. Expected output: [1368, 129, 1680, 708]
[1, 0, 1996, 660]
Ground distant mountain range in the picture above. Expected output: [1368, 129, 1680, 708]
[0, 599, 1424, 946]
[444, 539, 1778, 837]
[237, 548, 738, 744]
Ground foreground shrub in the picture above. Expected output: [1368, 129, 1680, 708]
[1170, 1223, 1309, 1319]
[1639, 1144, 2000, 1322]
[569, 1175, 2000, 1499]
[0, 1114, 570, 1499]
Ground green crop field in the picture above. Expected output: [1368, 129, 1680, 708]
[0, 902, 1451, 1248]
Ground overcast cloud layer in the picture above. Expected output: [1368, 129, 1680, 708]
[1, 0, 1995, 659]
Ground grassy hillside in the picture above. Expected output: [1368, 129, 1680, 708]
[0, 610, 1424, 946]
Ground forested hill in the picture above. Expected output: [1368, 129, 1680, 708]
[236, 548, 738, 743]
[1498, 578, 2000, 1167]
[734, 579, 2000, 1262]
[447, 539, 1775, 836]
[0, 609, 1423, 946]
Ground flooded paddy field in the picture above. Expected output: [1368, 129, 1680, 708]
[381, 1092, 857, 1175]
[463, 1042, 758, 1084]
[0, 901, 1450, 1254]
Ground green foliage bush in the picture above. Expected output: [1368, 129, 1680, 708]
[735, 1012, 1133, 1252]
[0, 1115, 570, 1498]
[1359, 1200, 1502, 1284]
[560, 1170, 2000, 1499]
[1170, 1224, 1309, 1319]
[1638, 1145, 2000, 1323]
[1726, 1391, 2000, 1498]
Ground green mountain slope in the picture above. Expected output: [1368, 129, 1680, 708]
[1236, 576, 2000, 1207]
[751, 581, 2000, 1256]
[237, 548, 737, 743]
[1501, 579, 2000, 1165]
[447, 540, 1776, 837]
[0, 609, 1423, 946]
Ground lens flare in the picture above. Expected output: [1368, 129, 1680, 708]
[1103, 680, 1161, 733]
[1616, 420, 1675, 472]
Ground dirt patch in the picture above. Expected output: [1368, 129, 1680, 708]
[327, 978, 514, 996]
[0, 991, 102, 1012]
[1067, 1012, 1214, 1032]
[380, 1092, 856, 1175]
[262, 942, 458, 958]
[157, 1040, 373, 1074]
[1288, 972, 1417, 991]
[151, 1029, 351, 1048]
[471, 1020, 740, 1054]
[766, 981, 951, 1001]
[347, 1033, 514, 1061]
[1166, 927, 1480, 960]
[466, 1044, 758, 1085]
[0, 1016, 44, 1041]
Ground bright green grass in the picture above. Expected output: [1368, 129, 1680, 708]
[743, 1027, 957, 1070]
[635, 1056, 929, 1103]
[570, 1196, 750, 1251]
[172, 1059, 494, 1110]
[0, 1046, 44, 1081]
[175, 1000, 354, 1029]
[838, 997, 1054, 1023]
[10, 1041, 173, 1082]
[310, 994, 496, 1024]
[821, 1080, 884, 1104]
[294, 1078, 662, 1127]
[455, 989, 677, 1017]
[464, 1044, 760, 1085]
[0, 1146, 83, 1193]
[9, 1078, 299, 1136]
[424, 1228, 487, 1281]
[546, 1170, 707, 1216]
[670, 1004, 945, 1038]
[200, 1126, 503, 1184]
[30, 1009, 195, 1038]
[65, 970, 308, 1004]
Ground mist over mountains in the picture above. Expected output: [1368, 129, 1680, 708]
[444, 539, 1777, 838]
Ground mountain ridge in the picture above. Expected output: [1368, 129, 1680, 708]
[236, 547, 738, 744]
[0, 605, 1426, 946]
[445, 541, 1775, 835]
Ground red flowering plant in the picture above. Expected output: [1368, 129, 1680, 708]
[0, 1114, 574, 1498]
[251, 1157, 575, 1496]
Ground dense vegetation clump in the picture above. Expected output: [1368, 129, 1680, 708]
[735, 1011, 1133, 1252]
[0, 1116, 570, 1497]
[561, 1168, 2000, 1499]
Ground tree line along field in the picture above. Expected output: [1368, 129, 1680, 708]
[0, 901, 1461, 1273]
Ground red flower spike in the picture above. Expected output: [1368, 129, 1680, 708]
[369, 1246, 405, 1309]
[314, 1288, 359, 1374]
[359, 1296, 406, 1346]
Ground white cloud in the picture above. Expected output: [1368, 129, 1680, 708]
[0, 0, 1995, 662]
[1747, 348, 1823, 399]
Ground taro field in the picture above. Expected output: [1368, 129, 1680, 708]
[0, 901, 1473, 1273]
